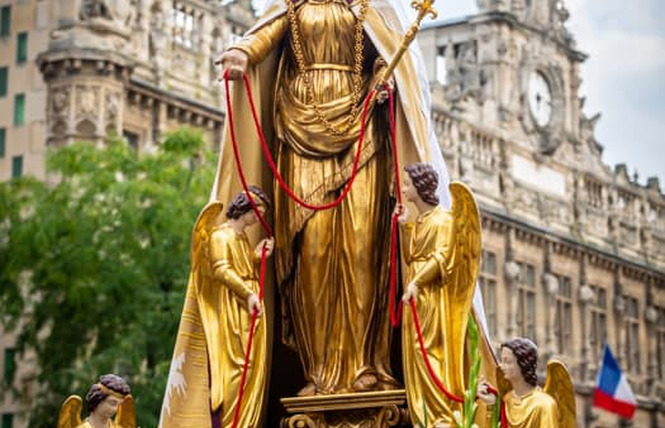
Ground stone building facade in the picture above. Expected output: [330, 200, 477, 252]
[0, 0, 663, 427]
[418, 1, 665, 427]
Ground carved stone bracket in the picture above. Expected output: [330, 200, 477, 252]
[281, 390, 410, 428]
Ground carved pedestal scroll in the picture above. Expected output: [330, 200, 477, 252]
[281, 390, 410, 428]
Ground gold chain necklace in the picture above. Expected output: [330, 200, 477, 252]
[285, 0, 369, 137]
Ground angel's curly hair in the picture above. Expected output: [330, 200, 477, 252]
[501, 338, 538, 386]
[404, 163, 439, 206]
[226, 186, 271, 220]
[85, 374, 131, 413]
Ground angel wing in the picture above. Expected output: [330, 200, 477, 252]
[544, 360, 577, 428]
[57, 395, 82, 428]
[115, 394, 137, 428]
[449, 181, 482, 295]
[190, 201, 225, 282]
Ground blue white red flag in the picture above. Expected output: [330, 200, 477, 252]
[593, 344, 637, 419]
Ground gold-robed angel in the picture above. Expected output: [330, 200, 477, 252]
[159, 187, 273, 428]
[477, 338, 577, 428]
[397, 163, 482, 427]
[57, 374, 136, 428]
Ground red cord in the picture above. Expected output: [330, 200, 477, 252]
[242, 74, 373, 211]
[483, 384, 507, 428]
[229, 246, 268, 428]
[223, 71, 273, 237]
[384, 85, 463, 404]
[224, 70, 271, 428]
[386, 84, 404, 328]
[409, 299, 465, 403]
[225, 73, 465, 421]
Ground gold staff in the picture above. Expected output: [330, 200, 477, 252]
[379, 0, 438, 85]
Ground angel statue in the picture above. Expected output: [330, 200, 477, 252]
[477, 337, 577, 428]
[57, 374, 136, 428]
[395, 162, 482, 427]
[158, 186, 274, 428]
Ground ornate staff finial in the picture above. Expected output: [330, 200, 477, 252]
[378, 0, 438, 85]
[412, 0, 438, 21]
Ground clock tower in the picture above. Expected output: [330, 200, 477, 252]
[420, 0, 587, 156]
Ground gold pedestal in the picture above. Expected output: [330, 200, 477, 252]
[280, 390, 410, 428]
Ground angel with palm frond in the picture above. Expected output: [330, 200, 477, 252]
[477, 338, 576, 428]
[57, 374, 136, 428]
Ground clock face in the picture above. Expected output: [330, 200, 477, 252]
[528, 71, 553, 127]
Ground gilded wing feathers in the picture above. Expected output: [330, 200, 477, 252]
[449, 181, 482, 292]
[57, 395, 83, 428]
[190, 201, 225, 283]
[544, 360, 577, 428]
[115, 394, 137, 428]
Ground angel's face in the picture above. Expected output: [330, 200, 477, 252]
[402, 173, 419, 203]
[96, 395, 124, 420]
[500, 347, 521, 384]
[241, 205, 266, 227]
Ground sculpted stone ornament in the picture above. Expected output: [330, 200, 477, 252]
[57, 374, 136, 428]
[80, 0, 135, 27]
[477, 338, 576, 428]
[51, 87, 70, 115]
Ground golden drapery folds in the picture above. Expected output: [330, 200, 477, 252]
[74, 422, 122, 428]
[401, 183, 482, 427]
[502, 389, 559, 428]
[158, 203, 267, 428]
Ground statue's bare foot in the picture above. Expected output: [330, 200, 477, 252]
[352, 373, 378, 392]
[376, 378, 400, 391]
[297, 382, 317, 396]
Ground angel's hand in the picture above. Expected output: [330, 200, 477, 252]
[375, 78, 395, 104]
[402, 282, 418, 303]
[247, 293, 262, 317]
[255, 237, 275, 259]
[393, 203, 409, 224]
[476, 380, 497, 405]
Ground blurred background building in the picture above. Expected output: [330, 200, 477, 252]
[0, 1, 663, 427]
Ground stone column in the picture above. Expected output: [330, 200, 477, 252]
[504, 228, 520, 338]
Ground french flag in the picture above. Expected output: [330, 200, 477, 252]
[593, 344, 638, 419]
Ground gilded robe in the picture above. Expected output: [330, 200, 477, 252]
[401, 205, 476, 427]
[503, 389, 559, 428]
[206, 224, 267, 427]
[75, 422, 121, 428]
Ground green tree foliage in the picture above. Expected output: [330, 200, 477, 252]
[0, 128, 216, 427]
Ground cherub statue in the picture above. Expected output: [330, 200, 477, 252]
[395, 162, 482, 427]
[159, 186, 274, 427]
[477, 338, 576, 428]
[57, 374, 136, 428]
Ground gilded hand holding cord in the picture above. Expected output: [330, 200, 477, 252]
[216, 49, 248, 81]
